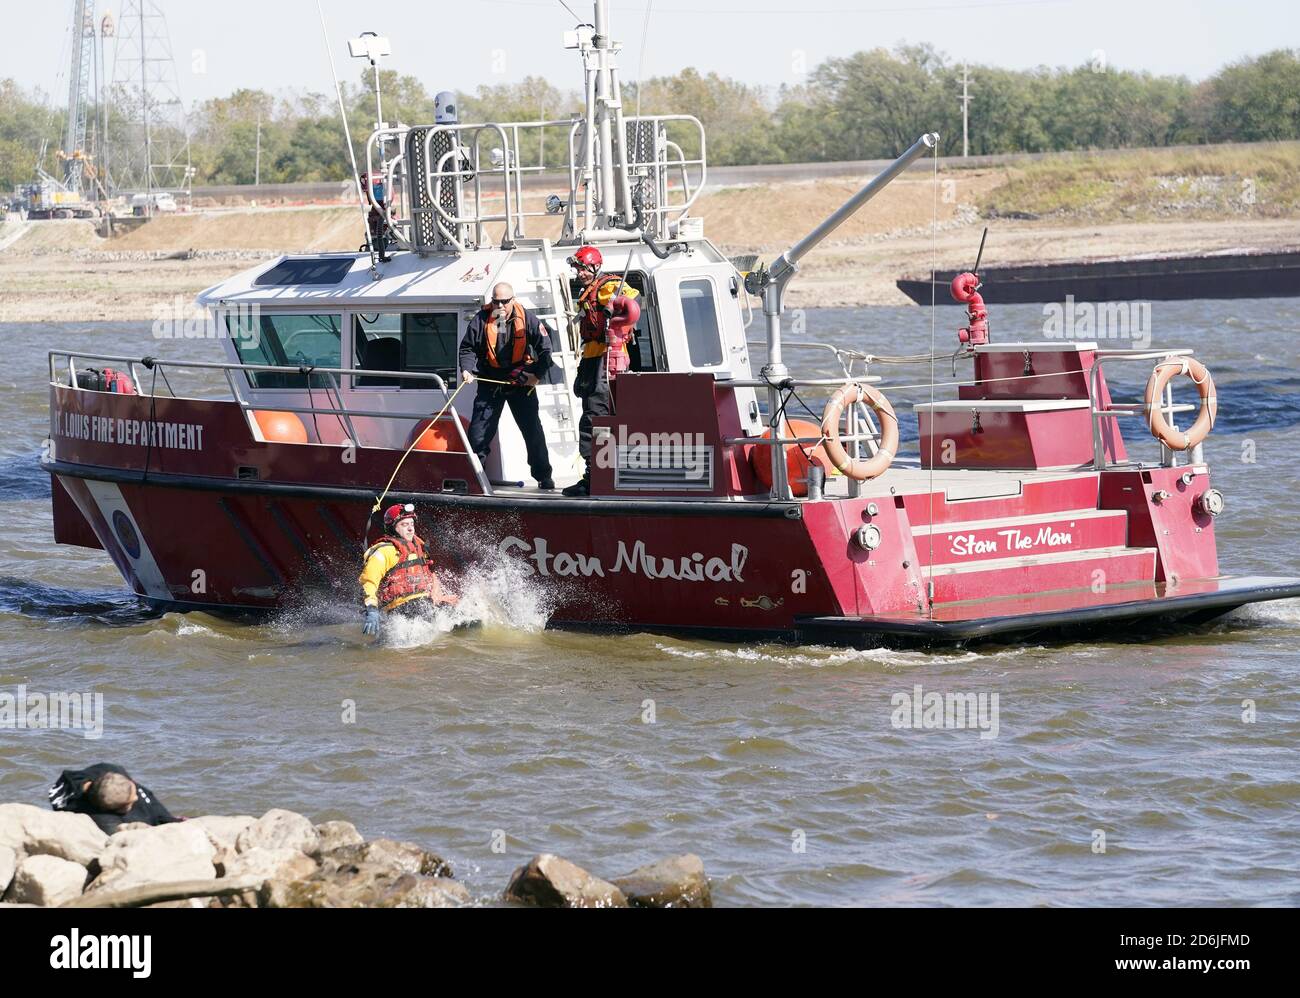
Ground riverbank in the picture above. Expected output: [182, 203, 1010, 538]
[2, 143, 1298, 321]
[0, 803, 709, 908]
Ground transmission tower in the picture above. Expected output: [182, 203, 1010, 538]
[105, 0, 192, 205]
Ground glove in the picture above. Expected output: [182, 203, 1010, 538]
[362, 606, 380, 636]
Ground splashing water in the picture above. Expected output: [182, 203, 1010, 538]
[376, 556, 556, 649]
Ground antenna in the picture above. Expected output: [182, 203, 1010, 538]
[972, 226, 988, 280]
[316, 0, 379, 273]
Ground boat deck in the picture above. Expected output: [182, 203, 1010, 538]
[490, 464, 1093, 504]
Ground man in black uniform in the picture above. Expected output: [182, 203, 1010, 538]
[48, 763, 178, 834]
[459, 282, 555, 489]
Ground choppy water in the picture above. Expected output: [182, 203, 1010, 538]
[2, 303, 1298, 906]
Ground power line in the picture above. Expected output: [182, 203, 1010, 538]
[484, 0, 1068, 14]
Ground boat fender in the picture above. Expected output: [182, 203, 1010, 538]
[820, 383, 898, 481]
[1143, 357, 1216, 451]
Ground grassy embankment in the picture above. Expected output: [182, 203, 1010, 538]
[973, 141, 1300, 222]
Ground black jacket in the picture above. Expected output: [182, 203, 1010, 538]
[48, 763, 178, 835]
[458, 304, 555, 388]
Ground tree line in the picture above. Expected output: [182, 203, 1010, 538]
[2, 45, 1297, 193]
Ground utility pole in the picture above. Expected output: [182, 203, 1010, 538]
[959, 64, 973, 158]
[254, 112, 262, 186]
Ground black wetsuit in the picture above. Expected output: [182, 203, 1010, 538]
[48, 763, 178, 834]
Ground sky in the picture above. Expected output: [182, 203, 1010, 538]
[7, 0, 1300, 110]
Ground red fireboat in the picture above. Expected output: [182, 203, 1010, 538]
[41, 2, 1300, 644]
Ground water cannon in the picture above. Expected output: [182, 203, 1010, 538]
[952, 273, 988, 346]
[952, 227, 990, 346]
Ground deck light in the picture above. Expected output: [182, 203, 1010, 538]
[1196, 489, 1225, 517]
[855, 524, 882, 551]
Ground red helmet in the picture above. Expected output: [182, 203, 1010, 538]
[568, 245, 602, 270]
[383, 503, 416, 530]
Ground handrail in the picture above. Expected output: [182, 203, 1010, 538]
[48, 350, 491, 494]
[1087, 348, 1196, 471]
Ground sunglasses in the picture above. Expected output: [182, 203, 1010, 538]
[491, 297, 513, 306]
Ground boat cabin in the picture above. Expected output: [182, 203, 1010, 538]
[196, 237, 765, 492]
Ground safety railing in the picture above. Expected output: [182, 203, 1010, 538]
[47, 350, 492, 494]
[362, 112, 708, 253]
[586, 115, 707, 240]
[1088, 348, 1199, 471]
[719, 371, 888, 501]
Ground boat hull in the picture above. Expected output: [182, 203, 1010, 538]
[46, 461, 1300, 646]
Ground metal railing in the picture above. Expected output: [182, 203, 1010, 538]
[362, 113, 708, 254]
[1088, 348, 1199, 471]
[47, 350, 492, 494]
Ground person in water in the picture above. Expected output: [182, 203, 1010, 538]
[359, 503, 458, 635]
[48, 763, 178, 835]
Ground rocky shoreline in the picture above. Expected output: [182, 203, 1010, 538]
[0, 804, 710, 908]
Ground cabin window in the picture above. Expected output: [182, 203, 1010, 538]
[679, 278, 724, 367]
[622, 272, 662, 373]
[352, 312, 459, 388]
[227, 312, 342, 389]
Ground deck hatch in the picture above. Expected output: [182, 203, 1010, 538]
[254, 257, 355, 286]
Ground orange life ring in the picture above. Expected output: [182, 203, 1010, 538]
[1143, 357, 1217, 451]
[821, 382, 898, 481]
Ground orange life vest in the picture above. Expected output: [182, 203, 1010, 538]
[370, 535, 440, 611]
[482, 301, 531, 370]
[577, 275, 625, 345]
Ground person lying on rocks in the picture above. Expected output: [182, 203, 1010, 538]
[47, 763, 179, 834]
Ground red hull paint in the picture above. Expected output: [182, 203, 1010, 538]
[1100, 467, 1219, 583]
[47, 370, 1233, 637]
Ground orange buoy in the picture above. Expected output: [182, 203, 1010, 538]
[408, 413, 470, 452]
[253, 410, 308, 444]
[821, 382, 898, 481]
[1144, 357, 1217, 451]
[750, 418, 829, 497]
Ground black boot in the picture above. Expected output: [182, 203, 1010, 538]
[562, 478, 590, 497]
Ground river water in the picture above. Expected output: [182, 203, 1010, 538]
[2, 302, 1298, 906]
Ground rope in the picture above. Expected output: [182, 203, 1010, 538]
[365, 374, 518, 551]
[926, 140, 938, 611]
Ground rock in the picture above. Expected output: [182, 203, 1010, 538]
[612, 854, 711, 908]
[110, 822, 154, 835]
[190, 815, 255, 854]
[378, 875, 470, 909]
[315, 820, 363, 852]
[90, 822, 216, 892]
[0, 845, 15, 897]
[4, 854, 88, 906]
[0, 803, 108, 866]
[235, 809, 319, 856]
[221, 847, 318, 883]
[259, 862, 467, 909]
[323, 838, 452, 879]
[504, 854, 628, 908]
